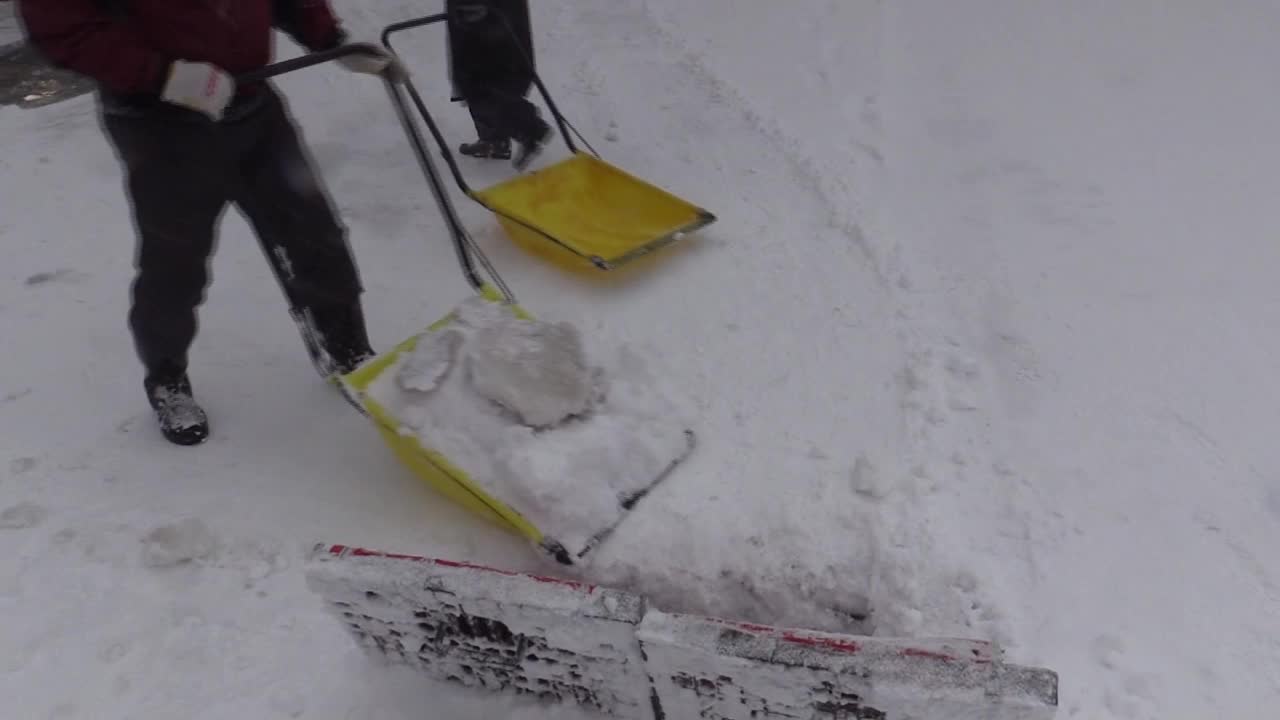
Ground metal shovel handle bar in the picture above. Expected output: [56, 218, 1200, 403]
[235, 41, 510, 300]
[235, 42, 388, 84]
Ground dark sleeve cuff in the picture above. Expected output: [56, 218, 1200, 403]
[148, 57, 174, 94]
[314, 27, 347, 52]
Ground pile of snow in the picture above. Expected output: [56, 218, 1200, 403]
[363, 297, 693, 560]
[467, 313, 595, 428]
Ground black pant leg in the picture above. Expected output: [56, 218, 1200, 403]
[448, 0, 539, 141]
[465, 83, 540, 141]
[230, 89, 362, 315]
[467, 101, 504, 142]
[228, 89, 370, 370]
[101, 111, 232, 380]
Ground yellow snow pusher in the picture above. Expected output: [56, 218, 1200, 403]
[238, 21, 707, 566]
[379, 14, 717, 274]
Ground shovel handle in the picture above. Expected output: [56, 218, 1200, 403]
[235, 42, 390, 85]
[229, 34, 514, 301]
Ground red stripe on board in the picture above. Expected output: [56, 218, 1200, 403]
[780, 632, 862, 653]
[695, 613, 1002, 664]
[706, 617, 777, 634]
[321, 544, 596, 592]
[900, 647, 959, 662]
[706, 616, 864, 654]
[322, 546, 992, 666]
[899, 646, 994, 664]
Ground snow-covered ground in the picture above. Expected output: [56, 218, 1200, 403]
[1, 0, 1277, 718]
[0, 2, 21, 47]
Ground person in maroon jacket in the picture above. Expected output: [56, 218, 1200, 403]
[16, 0, 405, 446]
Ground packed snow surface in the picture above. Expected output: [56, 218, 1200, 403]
[1, 0, 1278, 718]
[0, 4, 21, 47]
[364, 296, 693, 559]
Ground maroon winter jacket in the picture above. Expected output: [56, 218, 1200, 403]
[18, 0, 345, 97]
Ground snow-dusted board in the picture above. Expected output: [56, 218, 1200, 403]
[305, 544, 1059, 720]
[638, 611, 1059, 720]
[304, 544, 656, 718]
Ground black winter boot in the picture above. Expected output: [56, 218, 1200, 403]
[460, 138, 512, 159]
[144, 368, 209, 446]
[291, 301, 375, 380]
[512, 116, 551, 171]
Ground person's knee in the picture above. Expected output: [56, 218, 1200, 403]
[134, 251, 210, 309]
[280, 238, 362, 309]
[279, 151, 328, 200]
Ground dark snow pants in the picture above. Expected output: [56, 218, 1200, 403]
[99, 86, 362, 381]
[465, 80, 542, 142]
[446, 0, 541, 141]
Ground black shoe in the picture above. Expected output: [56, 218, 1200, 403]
[291, 301, 376, 380]
[460, 138, 512, 160]
[144, 371, 209, 446]
[512, 117, 552, 171]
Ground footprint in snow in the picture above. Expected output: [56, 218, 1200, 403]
[949, 570, 1005, 638]
[849, 454, 891, 501]
[1091, 634, 1129, 670]
[9, 456, 37, 474]
[0, 502, 48, 529]
[944, 353, 982, 412]
[140, 518, 218, 569]
[2, 388, 33, 405]
[98, 640, 131, 664]
[237, 538, 291, 588]
[1265, 485, 1280, 521]
[269, 687, 307, 718]
[1092, 633, 1159, 716]
[47, 702, 78, 719]
[23, 268, 80, 287]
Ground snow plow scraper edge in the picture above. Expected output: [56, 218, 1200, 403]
[304, 543, 1059, 720]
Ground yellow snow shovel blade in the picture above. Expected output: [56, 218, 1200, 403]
[471, 152, 716, 272]
[339, 287, 695, 568]
[339, 286, 550, 551]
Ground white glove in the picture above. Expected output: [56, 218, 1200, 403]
[161, 60, 235, 121]
[338, 46, 409, 82]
